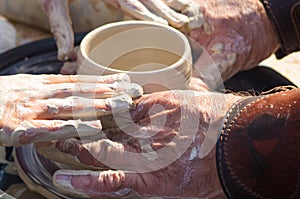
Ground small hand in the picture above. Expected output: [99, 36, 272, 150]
[37, 90, 241, 198]
[0, 73, 142, 146]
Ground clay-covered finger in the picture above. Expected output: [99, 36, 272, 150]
[140, 0, 189, 28]
[1, 119, 102, 146]
[35, 138, 108, 170]
[47, 138, 135, 169]
[0, 74, 132, 92]
[36, 94, 134, 119]
[39, 136, 154, 171]
[40, 0, 74, 60]
[47, 81, 143, 99]
[53, 169, 164, 198]
[162, 0, 190, 11]
[117, 0, 168, 24]
[53, 170, 144, 198]
[44, 73, 131, 84]
[60, 61, 78, 75]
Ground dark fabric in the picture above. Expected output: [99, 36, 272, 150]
[221, 66, 297, 95]
[260, 0, 300, 58]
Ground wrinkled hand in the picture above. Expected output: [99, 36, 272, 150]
[36, 90, 241, 198]
[0, 73, 142, 146]
[188, 0, 279, 89]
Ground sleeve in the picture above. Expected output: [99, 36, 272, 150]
[216, 88, 300, 199]
[260, 0, 300, 58]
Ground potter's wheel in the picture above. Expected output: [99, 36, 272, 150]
[0, 33, 296, 199]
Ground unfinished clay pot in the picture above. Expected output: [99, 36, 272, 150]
[77, 20, 192, 93]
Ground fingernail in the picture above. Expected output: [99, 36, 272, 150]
[53, 170, 89, 198]
[113, 82, 143, 98]
[105, 94, 133, 112]
[99, 73, 131, 83]
[72, 120, 102, 137]
[55, 173, 72, 181]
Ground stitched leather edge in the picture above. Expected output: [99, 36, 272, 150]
[216, 96, 263, 199]
[216, 90, 300, 199]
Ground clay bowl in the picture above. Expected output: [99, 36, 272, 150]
[77, 20, 192, 93]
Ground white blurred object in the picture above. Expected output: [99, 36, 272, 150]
[0, 18, 16, 53]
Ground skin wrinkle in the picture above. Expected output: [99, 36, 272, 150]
[189, 0, 279, 87]
[140, 0, 189, 27]
[0, 0, 284, 197]
[46, 91, 241, 198]
[40, 0, 74, 60]
[0, 73, 139, 146]
[178, 93, 239, 197]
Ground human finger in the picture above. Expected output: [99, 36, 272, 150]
[162, 0, 190, 11]
[0, 73, 132, 92]
[40, 0, 74, 60]
[44, 81, 143, 99]
[37, 122, 180, 170]
[36, 131, 162, 172]
[40, 138, 139, 169]
[53, 169, 155, 198]
[35, 138, 109, 170]
[113, 0, 168, 25]
[5, 73, 130, 84]
[59, 46, 79, 75]
[140, 0, 189, 28]
[43, 73, 131, 84]
[1, 119, 101, 146]
[35, 94, 134, 119]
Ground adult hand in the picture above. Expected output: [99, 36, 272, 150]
[188, 0, 279, 90]
[36, 90, 241, 198]
[0, 73, 142, 146]
[53, 0, 279, 91]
